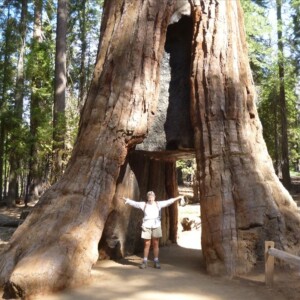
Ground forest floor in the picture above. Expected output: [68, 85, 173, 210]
[1, 182, 300, 299]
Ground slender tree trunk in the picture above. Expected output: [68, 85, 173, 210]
[79, 0, 87, 108]
[0, 5, 12, 203]
[3, 145, 8, 200]
[7, 160, 18, 207]
[25, 0, 43, 205]
[0, 1, 175, 297]
[0, 124, 4, 203]
[276, 0, 291, 189]
[52, 0, 68, 182]
[15, 0, 27, 119]
[7, 0, 28, 207]
[291, 1, 300, 75]
[274, 94, 279, 175]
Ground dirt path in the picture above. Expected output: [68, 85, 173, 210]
[1, 201, 300, 299]
[30, 214, 296, 300]
[34, 243, 287, 300]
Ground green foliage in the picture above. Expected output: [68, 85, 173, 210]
[242, 0, 300, 174]
[0, 0, 106, 199]
[6, 116, 31, 168]
[68, 0, 103, 100]
[176, 159, 196, 181]
[0, 15, 20, 107]
[240, 0, 273, 84]
[290, 0, 300, 72]
[290, 170, 300, 177]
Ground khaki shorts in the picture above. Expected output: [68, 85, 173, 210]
[141, 226, 162, 240]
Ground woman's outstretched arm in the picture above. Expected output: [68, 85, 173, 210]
[122, 197, 145, 210]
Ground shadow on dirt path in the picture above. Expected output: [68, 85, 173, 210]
[34, 244, 287, 300]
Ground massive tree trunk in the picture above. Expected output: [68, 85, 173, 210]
[1, 0, 300, 298]
[189, 0, 300, 275]
[0, 0, 175, 298]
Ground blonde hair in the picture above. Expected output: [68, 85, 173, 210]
[147, 191, 155, 197]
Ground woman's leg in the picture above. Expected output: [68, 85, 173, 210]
[152, 238, 161, 268]
[152, 238, 159, 260]
[139, 239, 151, 269]
[143, 239, 151, 259]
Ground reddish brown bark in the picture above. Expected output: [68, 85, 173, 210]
[0, 1, 175, 297]
[189, 0, 300, 275]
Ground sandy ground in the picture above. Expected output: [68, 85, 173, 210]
[34, 247, 285, 300]
[1, 199, 300, 299]
[31, 233, 291, 300]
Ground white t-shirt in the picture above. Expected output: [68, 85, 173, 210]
[125, 198, 178, 228]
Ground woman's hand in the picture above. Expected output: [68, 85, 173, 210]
[179, 196, 186, 206]
[121, 196, 128, 203]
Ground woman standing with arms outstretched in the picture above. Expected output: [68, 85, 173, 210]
[123, 191, 183, 269]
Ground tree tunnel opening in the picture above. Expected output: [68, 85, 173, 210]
[164, 15, 194, 150]
[176, 158, 201, 251]
[135, 15, 194, 153]
[98, 14, 202, 260]
[148, 15, 201, 251]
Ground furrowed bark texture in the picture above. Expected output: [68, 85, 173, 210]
[0, 0, 175, 298]
[190, 0, 300, 275]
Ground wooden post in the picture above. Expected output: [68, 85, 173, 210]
[265, 241, 275, 286]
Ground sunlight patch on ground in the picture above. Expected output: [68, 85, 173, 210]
[177, 230, 201, 250]
[177, 203, 201, 250]
[134, 291, 222, 300]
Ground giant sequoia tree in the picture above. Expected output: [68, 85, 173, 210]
[1, 0, 300, 298]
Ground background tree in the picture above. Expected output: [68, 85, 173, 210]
[291, 0, 300, 73]
[78, 0, 88, 107]
[0, 1, 21, 204]
[242, 0, 300, 182]
[290, 0, 300, 173]
[25, 0, 54, 204]
[176, 159, 195, 185]
[52, 0, 68, 182]
[0, 0, 103, 205]
[7, 0, 28, 207]
[276, 0, 291, 188]
[68, 0, 103, 109]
